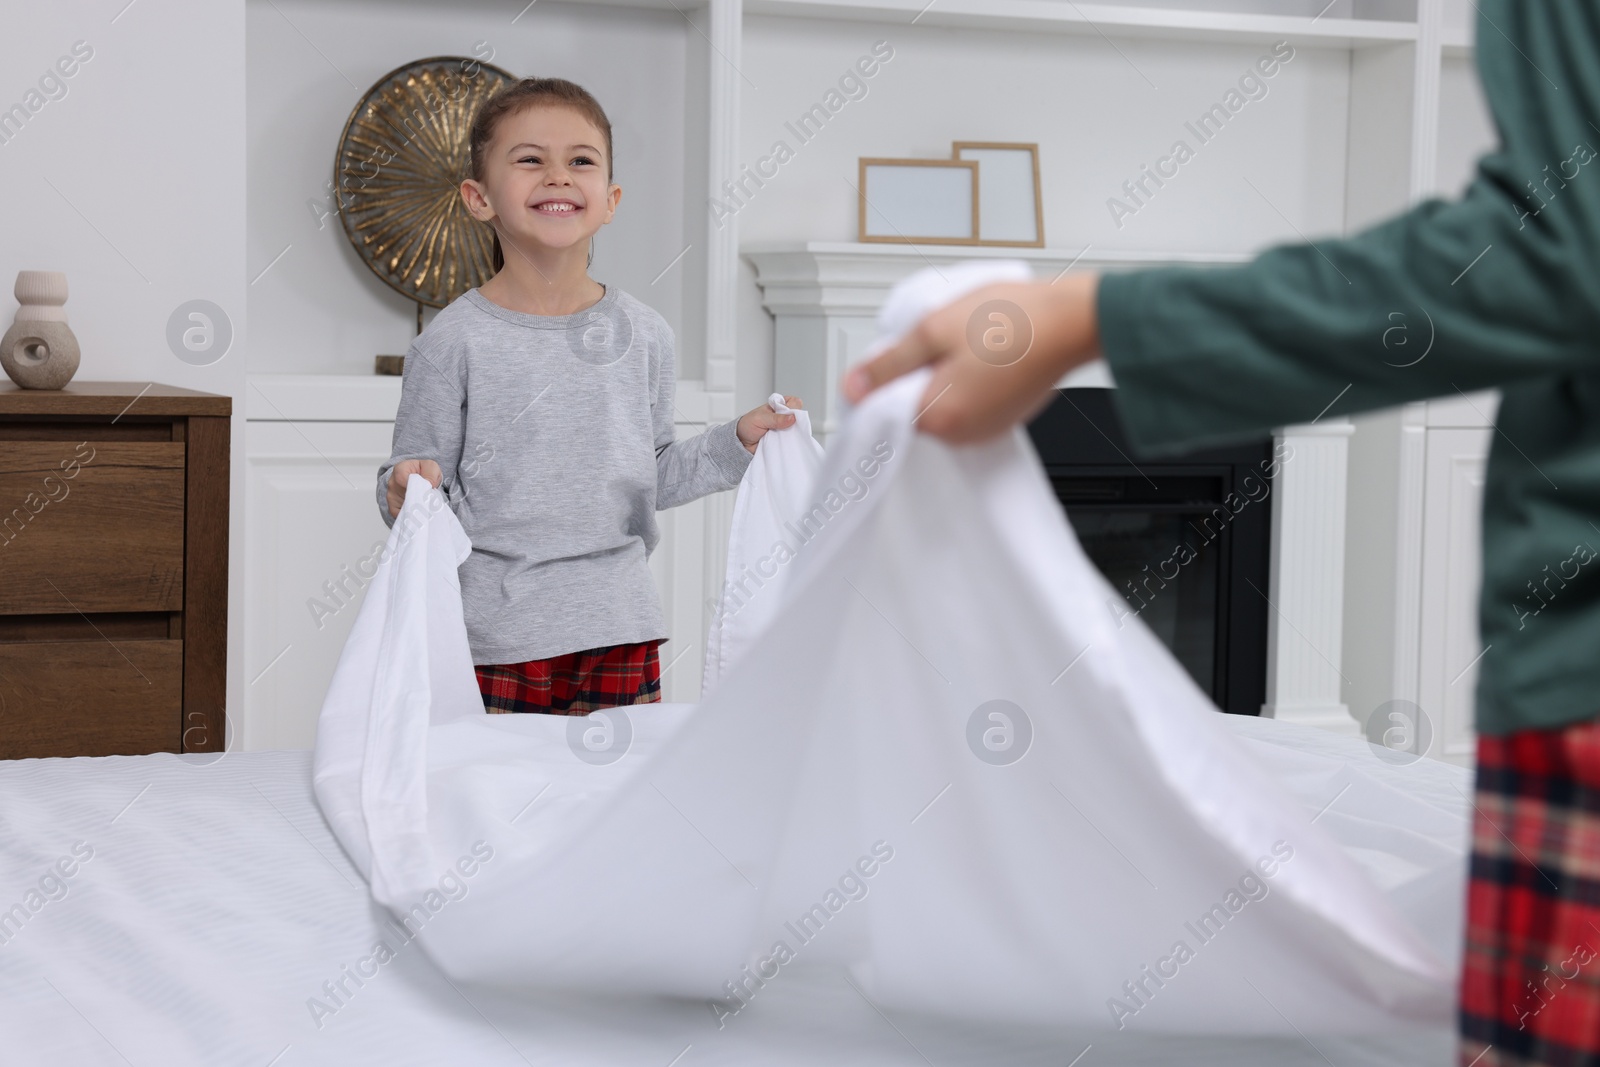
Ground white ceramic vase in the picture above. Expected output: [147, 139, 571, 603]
[1, 270, 81, 390]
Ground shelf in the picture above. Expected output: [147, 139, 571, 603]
[744, 241, 1250, 317]
[1441, 25, 1473, 59]
[744, 0, 1419, 49]
[744, 240, 1252, 264]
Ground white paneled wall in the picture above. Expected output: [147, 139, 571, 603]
[245, 418, 395, 751]
[1420, 425, 1491, 764]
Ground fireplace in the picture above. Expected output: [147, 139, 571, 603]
[1026, 389, 1274, 716]
[751, 242, 1356, 733]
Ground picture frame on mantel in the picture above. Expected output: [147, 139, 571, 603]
[953, 141, 1044, 247]
[857, 158, 981, 245]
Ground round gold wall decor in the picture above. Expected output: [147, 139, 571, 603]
[334, 57, 518, 308]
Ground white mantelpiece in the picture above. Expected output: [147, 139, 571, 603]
[746, 241, 1355, 735]
[746, 241, 1252, 440]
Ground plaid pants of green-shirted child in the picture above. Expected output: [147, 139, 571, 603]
[1458, 714, 1600, 1066]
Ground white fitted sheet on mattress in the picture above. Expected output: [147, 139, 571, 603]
[0, 713, 1466, 1067]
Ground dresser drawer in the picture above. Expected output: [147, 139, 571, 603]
[0, 636, 183, 757]
[0, 441, 185, 614]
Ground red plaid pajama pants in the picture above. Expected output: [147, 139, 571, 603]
[474, 639, 664, 715]
[1460, 716, 1600, 1065]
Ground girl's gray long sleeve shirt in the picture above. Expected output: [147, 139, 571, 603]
[376, 284, 752, 665]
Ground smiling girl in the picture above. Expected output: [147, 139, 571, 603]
[377, 77, 800, 715]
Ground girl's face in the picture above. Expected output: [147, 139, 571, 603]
[462, 104, 621, 261]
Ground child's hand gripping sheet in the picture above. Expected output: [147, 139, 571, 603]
[702, 391, 826, 697]
[312, 262, 1464, 1043]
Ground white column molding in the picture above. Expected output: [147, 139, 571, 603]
[748, 242, 1351, 731]
[1389, 401, 1429, 711]
[683, 0, 745, 700]
[703, 0, 742, 413]
[1410, 0, 1444, 198]
[1264, 420, 1357, 733]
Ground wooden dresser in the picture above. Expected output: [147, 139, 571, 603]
[0, 383, 230, 759]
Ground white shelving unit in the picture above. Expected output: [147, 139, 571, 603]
[688, 0, 1478, 407]
[718, 0, 1490, 757]
[241, 0, 1496, 754]
[744, 0, 1420, 47]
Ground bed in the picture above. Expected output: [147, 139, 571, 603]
[0, 712, 1467, 1067]
[6, 356, 1476, 1066]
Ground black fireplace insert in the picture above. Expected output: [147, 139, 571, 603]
[1025, 389, 1275, 716]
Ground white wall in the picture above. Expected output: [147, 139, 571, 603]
[1436, 53, 1495, 197]
[738, 21, 1349, 252]
[0, 0, 246, 747]
[732, 14, 1352, 407]
[1441, 0, 1474, 42]
[245, 0, 704, 378]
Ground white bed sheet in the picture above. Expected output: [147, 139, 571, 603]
[0, 713, 1466, 1066]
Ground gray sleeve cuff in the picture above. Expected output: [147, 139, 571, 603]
[377, 464, 397, 528]
[377, 457, 457, 528]
[708, 417, 754, 486]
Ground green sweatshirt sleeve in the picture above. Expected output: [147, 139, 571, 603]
[1096, 0, 1600, 456]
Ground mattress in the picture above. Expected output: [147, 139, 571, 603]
[0, 712, 1467, 1066]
